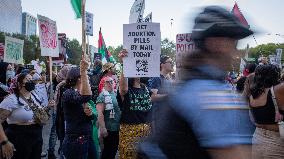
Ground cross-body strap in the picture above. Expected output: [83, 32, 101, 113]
[270, 86, 283, 123]
[270, 86, 279, 112]
[20, 94, 36, 110]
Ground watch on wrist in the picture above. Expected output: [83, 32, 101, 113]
[1, 140, 8, 146]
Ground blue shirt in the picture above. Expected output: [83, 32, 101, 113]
[171, 66, 254, 148]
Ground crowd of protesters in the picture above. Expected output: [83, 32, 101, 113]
[0, 5, 284, 159]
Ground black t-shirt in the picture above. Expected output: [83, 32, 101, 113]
[120, 86, 152, 124]
[62, 89, 93, 135]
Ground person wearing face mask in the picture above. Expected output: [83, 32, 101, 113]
[6, 64, 15, 86]
[0, 73, 55, 159]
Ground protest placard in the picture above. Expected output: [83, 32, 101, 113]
[4, 36, 24, 64]
[123, 23, 161, 77]
[176, 33, 195, 80]
[38, 14, 59, 57]
[86, 12, 93, 36]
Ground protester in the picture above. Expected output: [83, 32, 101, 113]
[98, 62, 117, 94]
[118, 50, 152, 159]
[236, 63, 257, 93]
[138, 6, 254, 159]
[96, 76, 121, 159]
[0, 73, 55, 159]
[246, 64, 284, 159]
[148, 55, 174, 133]
[90, 59, 103, 101]
[61, 60, 97, 159]
[47, 65, 71, 159]
[0, 62, 10, 101]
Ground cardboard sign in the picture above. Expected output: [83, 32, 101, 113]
[176, 33, 195, 80]
[38, 14, 59, 57]
[123, 23, 161, 77]
[4, 36, 24, 64]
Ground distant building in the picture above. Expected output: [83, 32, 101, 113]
[22, 12, 37, 37]
[0, 0, 22, 34]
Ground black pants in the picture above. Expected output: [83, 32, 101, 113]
[5, 124, 43, 159]
[101, 131, 119, 159]
[62, 134, 97, 159]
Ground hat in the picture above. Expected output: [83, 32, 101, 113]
[192, 6, 253, 41]
[102, 62, 114, 73]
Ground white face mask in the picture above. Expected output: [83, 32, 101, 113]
[6, 70, 15, 82]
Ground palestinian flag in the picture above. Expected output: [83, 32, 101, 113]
[232, 2, 249, 28]
[98, 28, 116, 64]
[71, 0, 84, 18]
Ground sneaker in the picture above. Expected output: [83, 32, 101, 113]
[41, 152, 47, 157]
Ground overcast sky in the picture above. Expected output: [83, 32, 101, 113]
[22, 0, 284, 49]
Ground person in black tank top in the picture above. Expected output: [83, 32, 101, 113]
[248, 64, 284, 159]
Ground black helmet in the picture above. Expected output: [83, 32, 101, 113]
[191, 6, 253, 41]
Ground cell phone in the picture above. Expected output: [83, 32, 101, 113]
[25, 64, 34, 70]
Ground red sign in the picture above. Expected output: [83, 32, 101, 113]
[52, 33, 67, 64]
[0, 43, 4, 61]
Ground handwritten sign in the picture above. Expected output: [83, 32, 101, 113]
[4, 36, 24, 64]
[86, 12, 93, 36]
[123, 23, 161, 77]
[176, 33, 195, 80]
[38, 14, 59, 57]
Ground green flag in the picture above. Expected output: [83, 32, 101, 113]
[71, 0, 82, 18]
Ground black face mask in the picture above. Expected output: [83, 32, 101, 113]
[24, 81, 35, 92]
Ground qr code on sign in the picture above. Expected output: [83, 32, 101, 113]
[136, 59, 149, 72]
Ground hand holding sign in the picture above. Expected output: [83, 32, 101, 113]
[118, 49, 128, 63]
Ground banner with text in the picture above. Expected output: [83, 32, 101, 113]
[86, 12, 94, 36]
[4, 36, 24, 64]
[176, 33, 195, 80]
[123, 23, 161, 77]
[38, 14, 59, 57]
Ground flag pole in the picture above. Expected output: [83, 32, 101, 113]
[81, 0, 86, 60]
[49, 56, 53, 98]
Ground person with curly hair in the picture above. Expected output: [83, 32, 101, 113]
[247, 64, 284, 159]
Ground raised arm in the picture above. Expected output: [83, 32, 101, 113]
[118, 49, 128, 96]
[80, 59, 92, 96]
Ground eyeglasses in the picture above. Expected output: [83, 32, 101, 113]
[164, 61, 173, 64]
[105, 80, 113, 84]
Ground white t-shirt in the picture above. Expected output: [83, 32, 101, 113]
[0, 94, 43, 124]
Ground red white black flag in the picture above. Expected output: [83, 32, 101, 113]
[232, 2, 249, 28]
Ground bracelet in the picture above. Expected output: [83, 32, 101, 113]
[0, 140, 8, 146]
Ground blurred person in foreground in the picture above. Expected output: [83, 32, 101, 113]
[246, 64, 284, 159]
[138, 6, 254, 159]
[61, 60, 97, 159]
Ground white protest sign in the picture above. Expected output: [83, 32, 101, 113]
[38, 15, 59, 57]
[123, 23, 161, 77]
[4, 36, 24, 64]
[176, 33, 195, 80]
[86, 12, 93, 36]
[34, 83, 48, 107]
